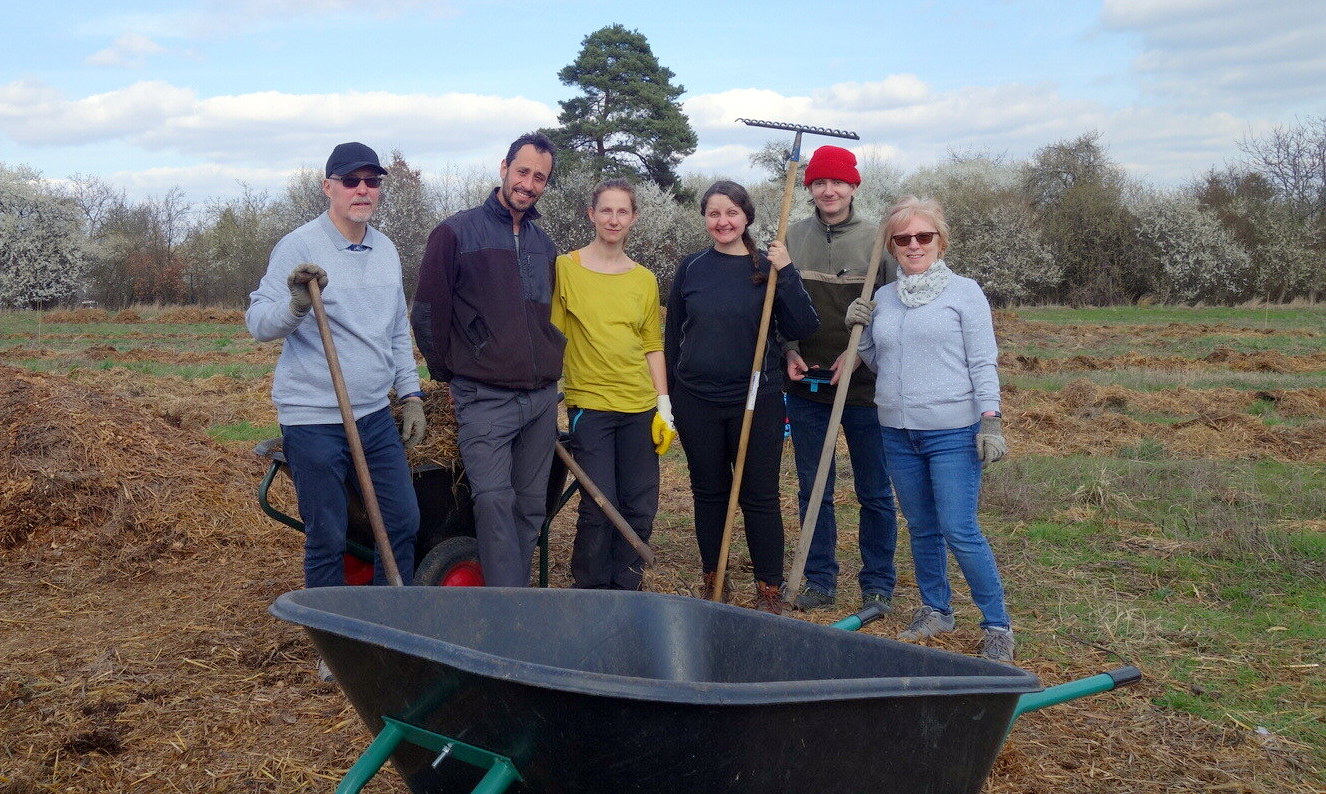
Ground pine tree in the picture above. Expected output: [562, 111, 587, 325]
[548, 25, 697, 193]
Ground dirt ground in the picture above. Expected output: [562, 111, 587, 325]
[1, 315, 1323, 793]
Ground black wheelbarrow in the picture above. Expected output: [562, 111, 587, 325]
[255, 438, 578, 587]
[271, 587, 1141, 794]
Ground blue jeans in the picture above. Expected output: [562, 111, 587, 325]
[786, 394, 897, 595]
[281, 407, 419, 588]
[881, 423, 1009, 629]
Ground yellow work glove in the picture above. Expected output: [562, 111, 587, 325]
[652, 394, 676, 455]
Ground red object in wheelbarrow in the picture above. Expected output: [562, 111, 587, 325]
[271, 587, 1141, 794]
[254, 438, 577, 587]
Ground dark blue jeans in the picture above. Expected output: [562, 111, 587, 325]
[882, 423, 1010, 629]
[786, 394, 897, 595]
[281, 407, 418, 588]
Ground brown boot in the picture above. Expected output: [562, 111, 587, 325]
[702, 571, 732, 603]
[754, 581, 783, 615]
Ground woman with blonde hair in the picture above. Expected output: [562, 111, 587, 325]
[849, 195, 1014, 661]
[552, 178, 671, 590]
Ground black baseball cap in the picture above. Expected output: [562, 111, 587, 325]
[325, 142, 387, 178]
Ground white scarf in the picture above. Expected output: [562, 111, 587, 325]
[896, 259, 952, 307]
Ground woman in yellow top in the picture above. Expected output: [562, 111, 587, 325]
[552, 178, 674, 590]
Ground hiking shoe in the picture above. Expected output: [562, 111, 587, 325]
[316, 659, 335, 683]
[860, 591, 894, 613]
[793, 586, 836, 611]
[980, 628, 1016, 663]
[754, 581, 783, 615]
[898, 606, 956, 641]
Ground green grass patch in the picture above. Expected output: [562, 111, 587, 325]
[984, 454, 1326, 770]
[6, 358, 273, 379]
[207, 421, 280, 442]
[1010, 304, 1326, 333]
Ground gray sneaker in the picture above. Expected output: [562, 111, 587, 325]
[898, 606, 956, 641]
[860, 591, 893, 613]
[980, 628, 1016, 663]
[316, 659, 335, 683]
[793, 586, 836, 611]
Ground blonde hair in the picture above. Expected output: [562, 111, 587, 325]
[884, 196, 949, 257]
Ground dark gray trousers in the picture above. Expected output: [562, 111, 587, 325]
[450, 376, 558, 587]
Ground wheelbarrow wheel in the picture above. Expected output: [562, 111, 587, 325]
[415, 536, 484, 587]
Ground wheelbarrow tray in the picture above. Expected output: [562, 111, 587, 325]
[272, 587, 1041, 793]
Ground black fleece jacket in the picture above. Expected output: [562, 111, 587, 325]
[411, 188, 565, 390]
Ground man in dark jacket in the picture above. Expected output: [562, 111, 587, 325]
[784, 145, 899, 611]
[411, 132, 564, 587]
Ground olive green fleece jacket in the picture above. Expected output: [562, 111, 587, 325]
[783, 206, 897, 406]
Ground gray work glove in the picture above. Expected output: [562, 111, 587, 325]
[975, 415, 1007, 464]
[400, 399, 427, 447]
[287, 263, 329, 316]
[845, 297, 876, 329]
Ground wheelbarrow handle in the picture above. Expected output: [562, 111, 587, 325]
[1012, 666, 1142, 722]
[828, 600, 892, 632]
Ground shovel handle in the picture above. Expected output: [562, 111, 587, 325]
[308, 279, 405, 587]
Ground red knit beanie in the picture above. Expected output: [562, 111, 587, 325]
[803, 145, 860, 186]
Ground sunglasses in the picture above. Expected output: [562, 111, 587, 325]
[330, 176, 384, 189]
[891, 232, 939, 246]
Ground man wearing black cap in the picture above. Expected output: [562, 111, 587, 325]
[246, 142, 426, 603]
[412, 131, 564, 588]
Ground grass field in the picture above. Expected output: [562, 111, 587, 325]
[1, 303, 1323, 792]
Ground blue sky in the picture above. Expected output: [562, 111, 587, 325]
[5, 0, 1324, 203]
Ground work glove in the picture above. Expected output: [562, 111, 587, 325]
[652, 394, 676, 455]
[400, 398, 427, 448]
[845, 297, 875, 329]
[287, 263, 329, 316]
[975, 415, 1007, 464]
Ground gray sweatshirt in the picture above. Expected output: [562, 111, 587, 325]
[858, 272, 1000, 430]
[246, 212, 421, 426]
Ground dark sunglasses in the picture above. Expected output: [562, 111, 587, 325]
[891, 232, 939, 246]
[330, 176, 384, 189]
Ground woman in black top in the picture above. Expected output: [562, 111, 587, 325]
[664, 180, 819, 613]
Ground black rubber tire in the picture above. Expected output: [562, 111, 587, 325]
[414, 536, 484, 587]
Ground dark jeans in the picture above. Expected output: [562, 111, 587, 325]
[672, 384, 786, 586]
[882, 422, 1010, 629]
[785, 393, 898, 595]
[450, 376, 558, 588]
[566, 407, 659, 590]
[281, 407, 418, 588]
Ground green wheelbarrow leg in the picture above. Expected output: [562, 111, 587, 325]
[337, 716, 523, 794]
[336, 720, 406, 794]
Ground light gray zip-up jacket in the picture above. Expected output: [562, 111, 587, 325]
[858, 270, 1000, 430]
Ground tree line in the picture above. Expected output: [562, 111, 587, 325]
[1, 25, 1323, 309]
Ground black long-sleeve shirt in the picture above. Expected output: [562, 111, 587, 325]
[665, 248, 819, 402]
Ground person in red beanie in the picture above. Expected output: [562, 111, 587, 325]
[783, 145, 899, 611]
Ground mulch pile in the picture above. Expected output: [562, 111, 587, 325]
[1002, 378, 1326, 462]
[1002, 347, 1326, 375]
[0, 364, 274, 557]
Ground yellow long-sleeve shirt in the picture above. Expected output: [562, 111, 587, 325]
[551, 252, 663, 413]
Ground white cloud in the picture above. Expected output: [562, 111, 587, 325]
[85, 33, 168, 68]
[0, 80, 555, 166]
[683, 77, 1258, 186]
[1101, 0, 1326, 110]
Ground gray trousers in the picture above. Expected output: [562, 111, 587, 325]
[450, 376, 558, 587]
